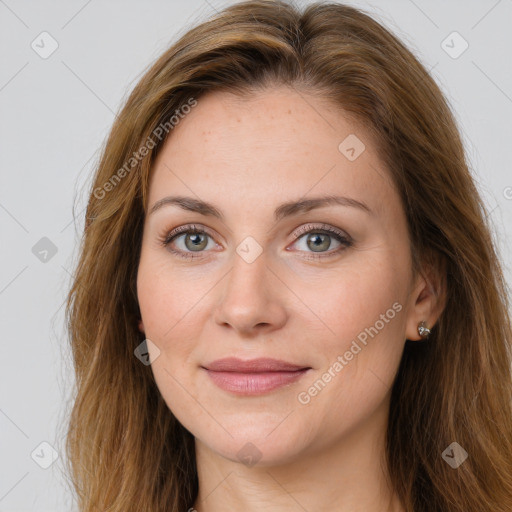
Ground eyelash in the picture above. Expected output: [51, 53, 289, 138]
[159, 223, 353, 261]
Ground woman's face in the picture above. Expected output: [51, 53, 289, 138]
[137, 86, 430, 466]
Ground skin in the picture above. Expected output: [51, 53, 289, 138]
[136, 85, 443, 512]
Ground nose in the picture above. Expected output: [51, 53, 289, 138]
[213, 249, 288, 337]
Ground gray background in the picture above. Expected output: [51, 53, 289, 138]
[1, 0, 511, 510]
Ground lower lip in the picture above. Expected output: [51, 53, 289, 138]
[204, 368, 310, 395]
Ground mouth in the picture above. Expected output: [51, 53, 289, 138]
[201, 357, 312, 395]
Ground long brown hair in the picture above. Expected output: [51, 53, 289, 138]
[63, 1, 512, 510]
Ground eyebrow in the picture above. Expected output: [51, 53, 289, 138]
[148, 194, 373, 221]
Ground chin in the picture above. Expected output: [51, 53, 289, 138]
[202, 434, 309, 468]
[192, 414, 317, 468]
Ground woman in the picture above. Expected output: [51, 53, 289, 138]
[64, 1, 512, 511]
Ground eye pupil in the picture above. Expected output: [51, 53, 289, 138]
[185, 233, 208, 251]
[307, 233, 331, 252]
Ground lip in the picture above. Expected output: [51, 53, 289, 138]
[202, 357, 311, 395]
[203, 357, 309, 372]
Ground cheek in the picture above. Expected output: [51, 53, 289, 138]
[295, 253, 407, 395]
[137, 257, 208, 429]
[292, 253, 405, 341]
[137, 251, 210, 340]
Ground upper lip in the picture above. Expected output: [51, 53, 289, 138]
[202, 357, 310, 373]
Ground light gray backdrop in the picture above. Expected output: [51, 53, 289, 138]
[1, 0, 511, 510]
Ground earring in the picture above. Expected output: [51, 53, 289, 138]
[417, 321, 431, 339]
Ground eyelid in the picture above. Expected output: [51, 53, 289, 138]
[162, 223, 216, 243]
[290, 222, 352, 242]
[163, 222, 350, 241]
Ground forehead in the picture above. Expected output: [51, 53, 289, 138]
[148, 86, 395, 220]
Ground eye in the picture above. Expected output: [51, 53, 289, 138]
[160, 224, 217, 260]
[159, 222, 352, 261]
[288, 223, 352, 260]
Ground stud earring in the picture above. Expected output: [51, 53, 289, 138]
[417, 321, 431, 339]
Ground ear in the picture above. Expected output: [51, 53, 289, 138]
[405, 255, 446, 341]
[138, 319, 145, 333]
